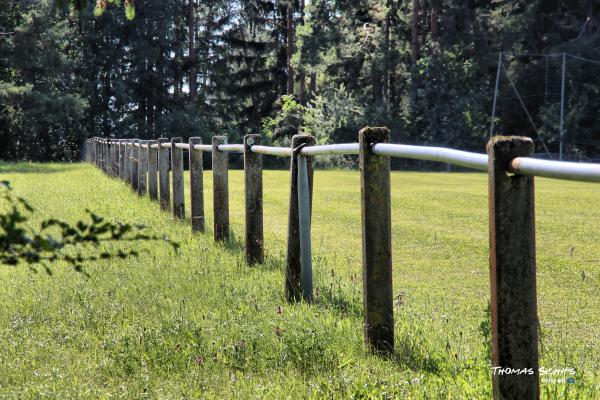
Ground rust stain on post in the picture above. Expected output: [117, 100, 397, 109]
[189, 137, 205, 232]
[244, 134, 264, 264]
[157, 138, 170, 211]
[487, 135, 539, 400]
[285, 134, 315, 302]
[212, 136, 229, 241]
[359, 126, 393, 355]
[171, 137, 185, 219]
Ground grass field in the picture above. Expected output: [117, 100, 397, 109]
[1, 162, 599, 399]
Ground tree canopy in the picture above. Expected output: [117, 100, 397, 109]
[1, 0, 600, 162]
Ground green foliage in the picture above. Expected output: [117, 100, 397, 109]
[3, 0, 600, 161]
[303, 85, 366, 144]
[261, 95, 306, 144]
[0, 181, 178, 274]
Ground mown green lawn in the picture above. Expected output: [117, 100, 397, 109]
[1, 162, 599, 399]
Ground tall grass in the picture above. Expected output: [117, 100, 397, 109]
[0, 162, 598, 398]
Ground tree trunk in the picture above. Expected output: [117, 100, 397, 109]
[298, 0, 306, 104]
[431, 2, 439, 39]
[309, 71, 317, 99]
[188, 0, 198, 102]
[411, 0, 420, 66]
[286, 2, 294, 95]
[382, 0, 391, 105]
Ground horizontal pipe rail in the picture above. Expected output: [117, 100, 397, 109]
[250, 145, 292, 157]
[510, 157, 600, 183]
[372, 143, 489, 171]
[193, 144, 213, 152]
[175, 143, 190, 150]
[87, 137, 600, 183]
[300, 143, 359, 156]
[217, 144, 244, 153]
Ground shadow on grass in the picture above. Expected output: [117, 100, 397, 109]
[391, 343, 442, 373]
[313, 288, 363, 319]
[0, 162, 77, 174]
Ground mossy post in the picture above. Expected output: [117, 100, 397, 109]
[212, 136, 229, 241]
[148, 140, 158, 200]
[285, 134, 315, 302]
[157, 138, 170, 211]
[106, 140, 112, 175]
[171, 137, 185, 219]
[125, 140, 132, 183]
[112, 140, 119, 176]
[244, 134, 264, 264]
[189, 137, 204, 232]
[359, 127, 393, 355]
[100, 140, 106, 172]
[131, 139, 139, 191]
[106, 140, 111, 174]
[487, 136, 539, 400]
[119, 140, 126, 180]
[138, 140, 148, 196]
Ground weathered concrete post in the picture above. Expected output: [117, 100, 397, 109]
[125, 140, 132, 183]
[212, 136, 229, 241]
[487, 136, 539, 400]
[131, 139, 139, 191]
[244, 134, 264, 264]
[101, 140, 106, 172]
[359, 126, 393, 355]
[106, 140, 111, 174]
[158, 138, 170, 211]
[171, 137, 185, 219]
[285, 135, 315, 302]
[189, 137, 205, 232]
[112, 140, 119, 176]
[96, 139, 100, 167]
[119, 140, 126, 179]
[148, 140, 159, 200]
[138, 140, 148, 195]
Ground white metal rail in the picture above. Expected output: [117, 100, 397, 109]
[95, 138, 600, 183]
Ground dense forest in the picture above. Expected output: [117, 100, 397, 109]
[1, 0, 600, 162]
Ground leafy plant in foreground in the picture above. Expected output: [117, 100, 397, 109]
[0, 180, 178, 274]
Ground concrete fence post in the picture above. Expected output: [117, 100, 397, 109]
[487, 136, 539, 400]
[131, 139, 139, 191]
[112, 140, 119, 176]
[119, 140, 126, 179]
[148, 140, 158, 200]
[171, 137, 185, 219]
[99, 140, 103, 170]
[138, 140, 148, 195]
[96, 139, 100, 167]
[189, 137, 205, 232]
[212, 136, 229, 241]
[158, 138, 170, 211]
[244, 134, 264, 264]
[359, 126, 393, 355]
[285, 135, 315, 302]
[100, 139, 106, 171]
[102, 140, 106, 172]
[125, 140, 132, 183]
[105, 140, 110, 174]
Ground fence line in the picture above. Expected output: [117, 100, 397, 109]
[85, 130, 600, 400]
